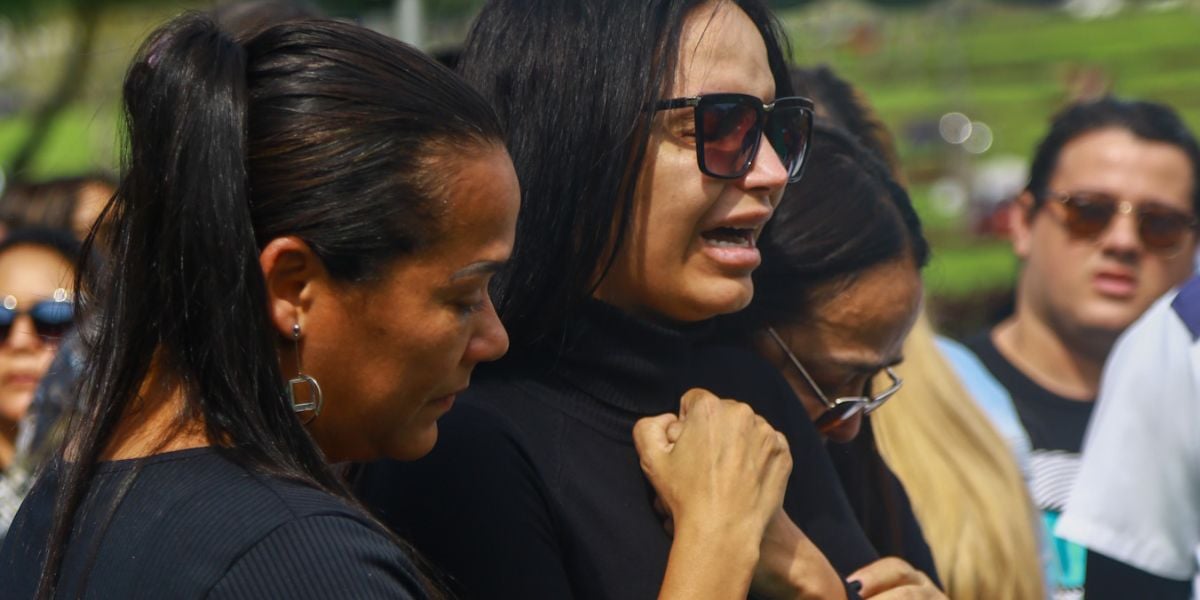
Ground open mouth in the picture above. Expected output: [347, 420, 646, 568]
[701, 227, 755, 248]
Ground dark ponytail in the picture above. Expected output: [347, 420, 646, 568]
[38, 13, 501, 597]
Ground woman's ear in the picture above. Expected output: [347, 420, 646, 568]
[259, 237, 326, 339]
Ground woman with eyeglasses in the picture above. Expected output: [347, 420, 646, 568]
[0, 229, 77, 543]
[0, 13, 517, 599]
[355, 1, 881, 599]
[722, 121, 950, 596]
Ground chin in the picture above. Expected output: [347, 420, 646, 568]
[386, 425, 440, 462]
[668, 277, 753, 322]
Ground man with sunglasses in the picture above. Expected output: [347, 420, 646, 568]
[965, 97, 1200, 600]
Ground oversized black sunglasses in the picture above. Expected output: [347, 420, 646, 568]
[655, 93, 815, 183]
[1045, 190, 1199, 257]
[1, 289, 74, 344]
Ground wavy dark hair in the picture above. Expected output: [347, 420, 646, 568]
[36, 14, 502, 598]
[1026, 96, 1200, 212]
[732, 121, 930, 333]
[458, 0, 793, 353]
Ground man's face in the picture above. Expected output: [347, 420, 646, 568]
[1012, 127, 1197, 342]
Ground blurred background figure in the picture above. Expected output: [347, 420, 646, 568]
[0, 175, 115, 241]
[963, 97, 1199, 599]
[0, 227, 76, 542]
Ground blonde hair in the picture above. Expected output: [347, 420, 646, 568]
[871, 314, 1045, 600]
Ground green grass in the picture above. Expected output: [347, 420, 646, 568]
[779, 2, 1200, 298]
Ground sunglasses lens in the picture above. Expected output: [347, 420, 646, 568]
[1138, 204, 1195, 252]
[31, 301, 74, 340]
[813, 401, 866, 434]
[766, 105, 812, 182]
[1059, 194, 1116, 239]
[698, 98, 760, 178]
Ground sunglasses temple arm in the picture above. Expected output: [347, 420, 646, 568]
[766, 327, 834, 409]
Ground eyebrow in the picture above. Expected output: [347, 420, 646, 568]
[449, 260, 506, 282]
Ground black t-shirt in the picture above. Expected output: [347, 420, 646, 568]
[355, 300, 878, 600]
[0, 447, 426, 599]
[966, 331, 1095, 599]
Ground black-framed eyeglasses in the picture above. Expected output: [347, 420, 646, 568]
[1044, 190, 1198, 258]
[655, 93, 815, 183]
[767, 327, 902, 434]
[0, 288, 74, 344]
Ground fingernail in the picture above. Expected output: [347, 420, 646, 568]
[847, 580, 863, 593]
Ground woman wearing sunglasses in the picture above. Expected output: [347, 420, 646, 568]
[0, 14, 516, 599]
[0, 228, 77, 542]
[356, 1, 880, 599]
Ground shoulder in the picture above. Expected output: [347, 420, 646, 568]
[208, 513, 426, 599]
[687, 344, 804, 419]
[1169, 274, 1200, 340]
[935, 336, 1030, 450]
[1103, 285, 1197, 397]
[355, 399, 553, 535]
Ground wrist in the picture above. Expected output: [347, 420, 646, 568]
[753, 515, 845, 600]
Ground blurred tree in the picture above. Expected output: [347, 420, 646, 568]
[0, 0, 164, 177]
[315, 0, 480, 19]
[862, 0, 941, 7]
[768, 0, 819, 8]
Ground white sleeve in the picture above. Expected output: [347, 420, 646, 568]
[1056, 292, 1200, 581]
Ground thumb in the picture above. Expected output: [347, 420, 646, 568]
[665, 419, 684, 444]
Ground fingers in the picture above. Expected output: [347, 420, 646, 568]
[678, 387, 720, 421]
[633, 413, 681, 463]
[848, 557, 936, 598]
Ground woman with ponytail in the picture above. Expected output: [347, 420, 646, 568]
[0, 12, 516, 599]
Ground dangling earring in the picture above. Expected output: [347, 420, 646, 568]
[288, 323, 323, 420]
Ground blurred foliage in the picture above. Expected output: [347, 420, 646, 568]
[315, 0, 483, 19]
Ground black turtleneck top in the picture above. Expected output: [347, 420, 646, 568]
[355, 301, 878, 599]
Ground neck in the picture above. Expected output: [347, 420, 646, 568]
[992, 311, 1111, 401]
[99, 368, 210, 461]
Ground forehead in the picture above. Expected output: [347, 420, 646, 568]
[670, 2, 775, 101]
[0, 245, 73, 303]
[795, 261, 922, 366]
[1051, 128, 1195, 211]
[415, 147, 518, 265]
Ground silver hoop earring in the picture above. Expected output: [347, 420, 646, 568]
[288, 323, 324, 418]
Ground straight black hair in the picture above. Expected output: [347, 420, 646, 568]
[731, 122, 930, 333]
[1026, 96, 1200, 213]
[36, 13, 502, 598]
[458, 0, 793, 353]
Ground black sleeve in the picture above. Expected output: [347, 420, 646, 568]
[1084, 550, 1191, 600]
[827, 421, 941, 588]
[206, 515, 426, 599]
[355, 403, 576, 599]
[764, 374, 880, 576]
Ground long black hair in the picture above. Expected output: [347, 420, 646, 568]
[731, 121, 930, 334]
[37, 13, 502, 598]
[459, 0, 793, 353]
